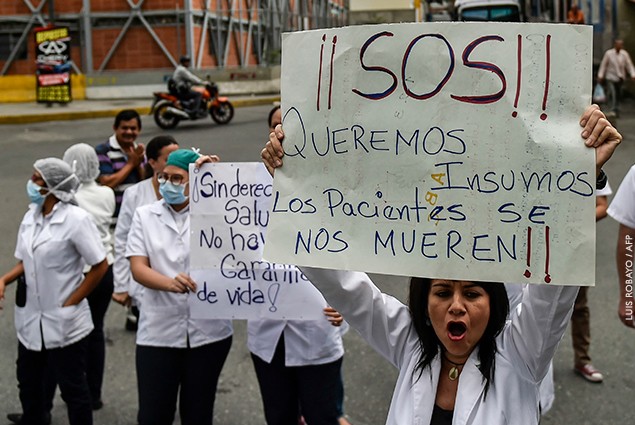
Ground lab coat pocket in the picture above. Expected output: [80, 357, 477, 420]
[42, 305, 81, 347]
[13, 305, 29, 333]
[13, 305, 39, 348]
[59, 304, 80, 332]
[143, 305, 182, 344]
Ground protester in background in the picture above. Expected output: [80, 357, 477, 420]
[95, 109, 145, 220]
[261, 105, 621, 424]
[598, 39, 635, 117]
[567, 4, 585, 24]
[570, 184, 613, 382]
[0, 158, 108, 425]
[248, 106, 350, 425]
[111, 135, 180, 329]
[95, 109, 145, 330]
[63, 143, 117, 406]
[127, 149, 231, 425]
[608, 165, 635, 329]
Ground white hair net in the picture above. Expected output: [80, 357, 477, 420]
[34, 157, 80, 204]
[63, 143, 100, 183]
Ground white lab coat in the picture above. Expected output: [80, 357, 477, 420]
[608, 164, 635, 228]
[248, 316, 344, 366]
[76, 181, 116, 267]
[504, 283, 554, 414]
[14, 202, 106, 351]
[113, 178, 157, 299]
[301, 267, 578, 425]
[126, 200, 233, 348]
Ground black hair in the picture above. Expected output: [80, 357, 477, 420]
[146, 135, 178, 161]
[143, 135, 178, 178]
[114, 109, 142, 130]
[408, 277, 509, 397]
[268, 105, 281, 129]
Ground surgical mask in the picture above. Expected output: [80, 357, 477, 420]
[26, 179, 47, 205]
[159, 181, 188, 205]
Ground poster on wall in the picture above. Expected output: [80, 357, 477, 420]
[34, 26, 72, 104]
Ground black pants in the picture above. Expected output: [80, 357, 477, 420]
[86, 264, 114, 403]
[251, 335, 342, 425]
[17, 337, 92, 425]
[180, 90, 203, 112]
[39, 266, 114, 410]
[136, 336, 233, 425]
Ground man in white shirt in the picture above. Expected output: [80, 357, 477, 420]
[598, 39, 635, 117]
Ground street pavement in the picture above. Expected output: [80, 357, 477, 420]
[0, 103, 634, 425]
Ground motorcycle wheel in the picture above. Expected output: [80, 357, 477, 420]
[210, 101, 234, 125]
[154, 103, 180, 129]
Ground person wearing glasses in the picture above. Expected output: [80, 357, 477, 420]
[126, 149, 231, 425]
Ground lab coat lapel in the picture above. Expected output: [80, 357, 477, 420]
[22, 207, 37, 257]
[154, 201, 181, 235]
[453, 350, 486, 425]
[412, 354, 441, 425]
[31, 204, 67, 251]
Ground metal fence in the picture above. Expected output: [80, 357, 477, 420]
[0, 0, 349, 75]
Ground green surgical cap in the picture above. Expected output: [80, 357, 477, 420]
[166, 149, 200, 171]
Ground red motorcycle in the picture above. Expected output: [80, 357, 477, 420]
[150, 79, 234, 129]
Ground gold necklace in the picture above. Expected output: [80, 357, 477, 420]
[443, 354, 466, 381]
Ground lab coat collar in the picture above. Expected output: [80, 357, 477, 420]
[412, 349, 485, 425]
[454, 349, 487, 424]
[412, 353, 440, 425]
[150, 199, 189, 236]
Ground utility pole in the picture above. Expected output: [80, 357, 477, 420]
[49, 0, 56, 26]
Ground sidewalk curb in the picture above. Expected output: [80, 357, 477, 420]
[0, 95, 280, 125]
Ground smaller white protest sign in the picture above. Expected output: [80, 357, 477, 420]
[188, 162, 325, 320]
[189, 268, 326, 320]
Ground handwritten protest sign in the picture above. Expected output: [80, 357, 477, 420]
[263, 22, 596, 286]
[188, 162, 326, 319]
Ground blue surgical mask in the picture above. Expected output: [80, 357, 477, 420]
[159, 181, 188, 205]
[26, 179, 47, 205]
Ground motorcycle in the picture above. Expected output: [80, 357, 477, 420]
[150, 79, 234, 129]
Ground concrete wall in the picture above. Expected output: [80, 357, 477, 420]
[0, 75, 86, 102]
[0, 65, 280, 102]
[349, 9, 417, 24]
[350, 0, 413, 11]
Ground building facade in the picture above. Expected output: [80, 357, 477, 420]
[0, 0, 348, 76]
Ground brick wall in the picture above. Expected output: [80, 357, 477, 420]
[92, 26, 182, 70]
[91, 0, 184, 12]
[193, 28, 259, 68]
[0, 0, 82, 14]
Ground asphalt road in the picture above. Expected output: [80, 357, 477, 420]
[0, 104, 633, 425]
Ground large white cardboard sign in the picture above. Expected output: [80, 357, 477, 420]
[264, 22, 596, 286]
[188, 162, 326, 319]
